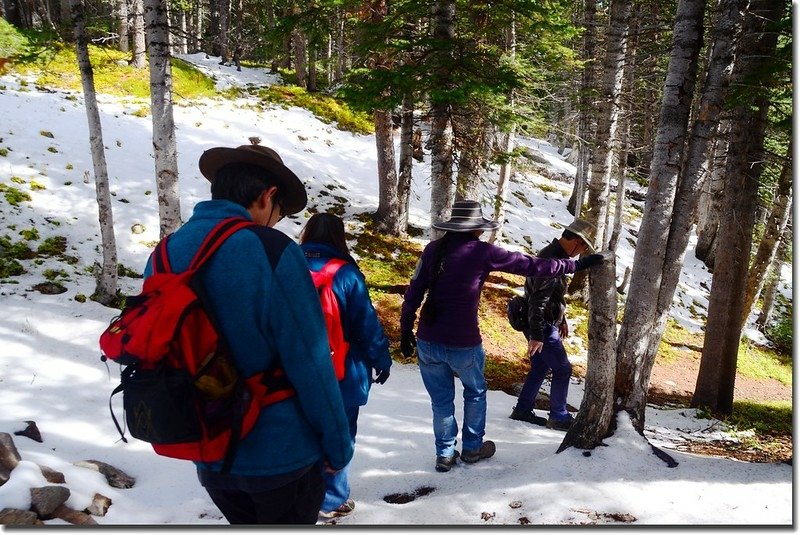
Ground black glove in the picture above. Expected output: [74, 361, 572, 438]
[374, 369, 390, 385]
[574, 253, 605, 271]
[400, 331, 416, 358]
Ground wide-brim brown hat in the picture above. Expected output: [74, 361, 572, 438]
[199, 143, 308, 215]
[564, 218, 596, 253]
[432, 200, 500, 232]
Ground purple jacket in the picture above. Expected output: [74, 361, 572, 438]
[400, 232, 577, 347]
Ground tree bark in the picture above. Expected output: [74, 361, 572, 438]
[397, 93, 414, 235]
[144, 0, 182, 237]
[567, 0, 597, 217]
[695, 122, 729, 266]
[130, 0, 146, 68]
[307, 43, 317, 92]
[429, 0, 456, 237]
[489, 18, 517, 245]
[740, 142, 792, 327]
[614, 0, 706, 431]
[117, 0, 129, 53]
[218, 0, 230, 62]
[559, 0, 631, 452]
[69, 0, 119, 305]
[691, 0, 783, 415]
[373, 109, 401, 234]
[756, 227, 789, 330]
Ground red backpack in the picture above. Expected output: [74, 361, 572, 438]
[99, 217, 295, 471]
[310, 259, 350, 381]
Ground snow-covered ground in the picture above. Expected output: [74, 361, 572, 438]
[0, 54, 791, 526]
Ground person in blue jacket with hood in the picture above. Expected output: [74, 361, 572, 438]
[299, 213, 392, 522]
[144, 141, 353, 524]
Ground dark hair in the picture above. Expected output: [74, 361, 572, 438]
[562, 229, 579, 241]
[300, 213, 351, 257]
[420, 231, 452, 325]
[210, 162, 282, 208]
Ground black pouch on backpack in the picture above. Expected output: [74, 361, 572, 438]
[507, 295, 528, 332]
[121, 364, 202, 445]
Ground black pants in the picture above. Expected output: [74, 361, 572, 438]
[205, 466, 325, 524]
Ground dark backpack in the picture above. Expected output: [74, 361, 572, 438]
[507, 294, 528, 332]
[99, 217, 294, 471]
[309, 258, 349, 381]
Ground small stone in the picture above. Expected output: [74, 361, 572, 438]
[30, 486, 70, 519]
[0, 507, 42, 525]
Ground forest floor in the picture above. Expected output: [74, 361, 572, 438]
[645, 350, 792, 464]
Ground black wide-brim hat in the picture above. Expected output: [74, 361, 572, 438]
[432, 200, 500, 232]
[199, 143, 308, 215]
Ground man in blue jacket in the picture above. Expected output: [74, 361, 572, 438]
[144, 141, 353, 524]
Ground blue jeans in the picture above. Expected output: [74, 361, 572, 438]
[515, 324, 572, 420]
[321, 404, 359, 513]
[416, 339, 487, 456]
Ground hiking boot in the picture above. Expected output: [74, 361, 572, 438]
[435, 450, 460, 472]
[509, 408, 547, 426]
[546, 415, 574, 431]
[318, 498, 355, 521]
[461, 440, 496, 464]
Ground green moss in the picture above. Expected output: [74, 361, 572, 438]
[117, 263, 142, 278]
[29, 180, 46, 191]
[737, 340, 792, 386]
[40, 130, 54, 138]
[43, 267, 68, 281]
[0, 184, 31, 205]
[0, 18, 29, 58]
[256, 85, 373, 135]
[727, 400, 793, 436]
[74, 293, 87, 303]
[10, 176, 25, 184]
[12, 42, 216, 101]
[0, 258, 24, 277]
[37, 236, 67, 255]
[19, 228, 39, 241]
[0, 148, 9, 157]
[0, 236, 34, 260]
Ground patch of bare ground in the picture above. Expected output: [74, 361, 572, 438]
[646, 350, 792, 465]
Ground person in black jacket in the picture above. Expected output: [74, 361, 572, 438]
[509, 218, 597, 431]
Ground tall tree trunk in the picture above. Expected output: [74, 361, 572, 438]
[117, 0, 129, 52]
[307, 44, 317, 91]
[334, 10, 345, 83]
[695, 122, 728, 266]
[374, 109, 401, 234]
[740, 142, 792, 326]
[613, 0, 706, 431]
[567, 0, 597, 217]
[558, 0, 632, 452]
[3, 0, 22, 26]
[292, 3, 307, 89]
[691, 0, 783, 415]
[397, 92, 414, 235]
[144, 0, 182, 237]
[489, 20, 516, 245]
[207, 0, 220, 56]
[453, 108, 487, 202]
[130, 0, 146, 68]
[218, 0, 229, 61]
[69, 0, 118, 305]
[176, 9, 187, 54]
[489, 126, 515, 245]
[429, 0, 456, 236]
[756, 227, 789, 330]
[189, 0, 199, 52]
